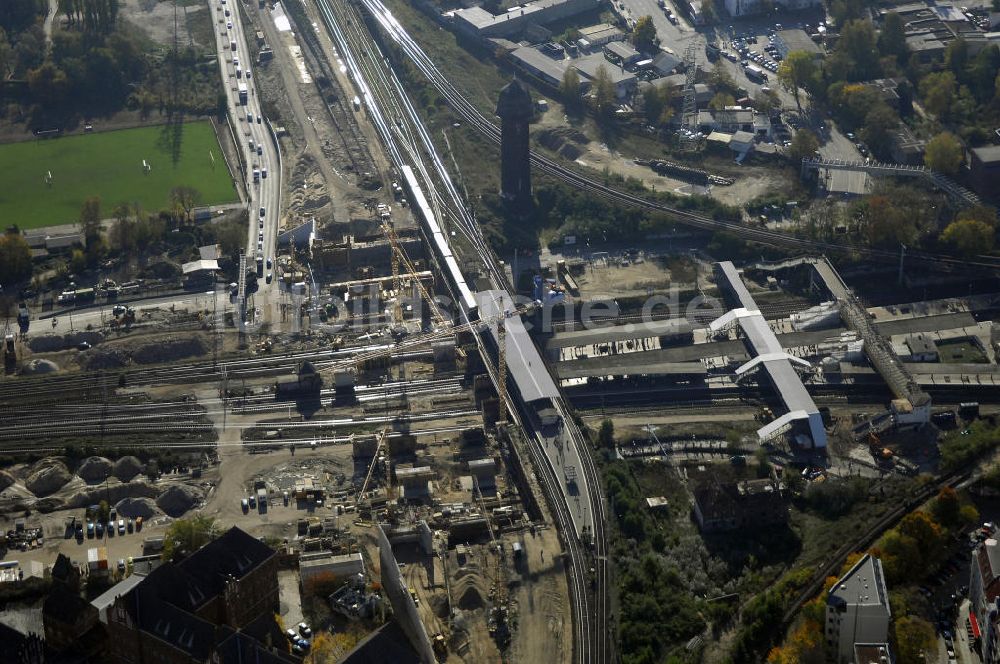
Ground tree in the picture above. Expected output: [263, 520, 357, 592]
[0, 27, 12, 80]
[924, 132, 963, 174]
[754, 88, 780, 116]
[169, 186, 200, 224]
[27, 61, 70, 107]
[956, 205, 998, 227]
[642, 82, 674, 126]
[709, 92, 736, 110]
[631, 16, 657, 53]
[789, 129, 819, 161]
[894, 616, 936, 664]
[919, 71, 957, 119]
[931, 487, 961, 527]
[710, 62, 738, 97]
[898, 510, 943, 546]
[878, 12, 908, 63]
[859, 103, 899, 158]
[560, 67, 582, 112]
[940, 219, 995, 255]
[835, 20, 881, 81]
[597, 419, 615, 447]
[777, 51, 818, 113]
[0, 233, 32, 285]
[162, 515, 217, 562]
[79, 196, 101, 237]
[591, 65, 617, 121]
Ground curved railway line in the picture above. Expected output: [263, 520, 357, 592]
[359, 3, 1000, 275]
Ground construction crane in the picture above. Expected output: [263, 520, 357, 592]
[356, 428, 389, 509]
[474, 475, 508, 646]
[380, 218, 448, 329]
[497, 307, 508, 426]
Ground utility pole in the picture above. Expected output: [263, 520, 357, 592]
[897, 244, 906, 285]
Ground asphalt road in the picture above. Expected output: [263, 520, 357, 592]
[210, 0, 282, 318]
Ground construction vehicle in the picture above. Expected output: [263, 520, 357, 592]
[867, 429, 894, 466]
[3, 333, 16, 372]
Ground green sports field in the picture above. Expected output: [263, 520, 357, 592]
[0, 121, 237, 230]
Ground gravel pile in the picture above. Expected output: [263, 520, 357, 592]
[25, 460, 72, 497]
[156, 485, 203, 517]
[21, 359, 59, 374]
[113, 456, 145, 482]
[115, 497, 158, 519]
[77, 456, 113, 484]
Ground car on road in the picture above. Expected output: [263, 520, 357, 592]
[259, 219, 264, 229]
[256, 115, 261, 123]
[77, 341, 91, 350]
[261, 167, 268, 178]
[259, 206, 266, 218]
[265, 272, 272, 284]
[226, 21, 232, 29]
[247, 112, 253, 122]
[256, 145, 262, 156]
[266, 257, 272, 269]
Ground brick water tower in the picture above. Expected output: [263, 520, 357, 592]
[496, 78, 534, 212]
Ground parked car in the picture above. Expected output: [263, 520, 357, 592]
[118, 519, 126, 535]
[136, 516, 143, 531]
[241, 498, 249, 513]
[96, 522, 104, 537]
[298, 623, 311, 638]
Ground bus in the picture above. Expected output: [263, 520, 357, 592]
[238, 81, 248, 105]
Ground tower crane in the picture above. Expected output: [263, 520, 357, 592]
[356, 428, 390, 509]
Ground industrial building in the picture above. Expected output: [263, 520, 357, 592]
[774, 29, 823, 59]
[970, 145, 1000, 198]
[826, 554, 891, 664]
[691, 477, 789, 533]
[970, 537, 1000, 664]
[576, 23, 624, 50]
[723, 0, 821, 18]
[299, 552, 365, 588]
[450, 0, 601, 39]
[712, 261, 827, 448]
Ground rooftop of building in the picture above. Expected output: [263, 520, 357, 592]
[578, 23, 622, 39]
[546, 318, 694, 349]
[509, 45, 567, 81]
[905, 334, 938, 354]
[972, 144, 1000, 163]
[573, 53, 636, 83]
[828, 553, 890, 610]
[477, 290, 561, 403]
[776, 28, 823, 54]
[605, 40, 639, 58]
[854, 643, 893, 664]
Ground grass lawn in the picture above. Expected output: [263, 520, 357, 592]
[0, 121, 236, 230]
[936, 338, 988, 364]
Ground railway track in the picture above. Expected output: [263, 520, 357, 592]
[313, 1, 608, 660]
[357, 0, 1000, 276]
